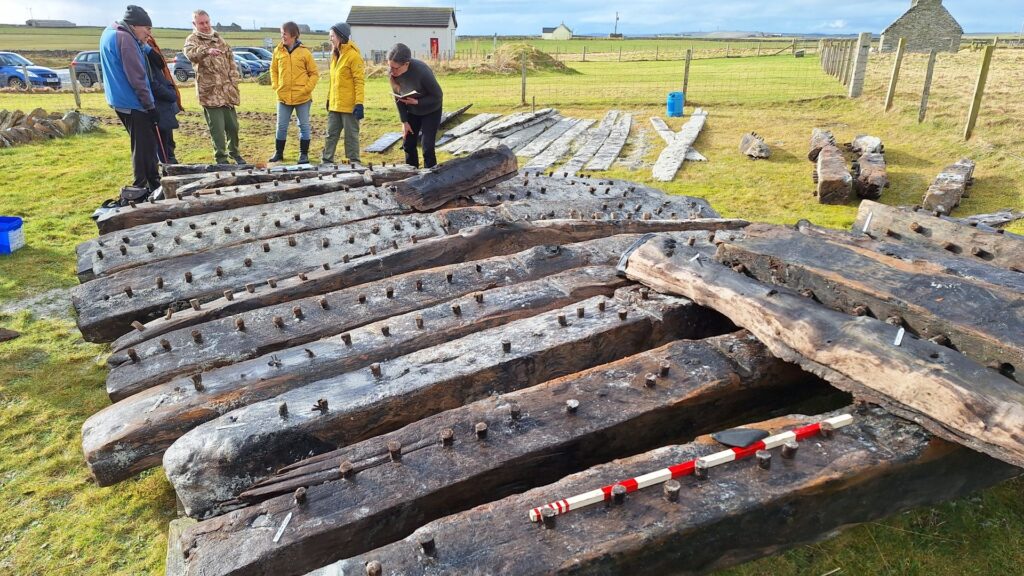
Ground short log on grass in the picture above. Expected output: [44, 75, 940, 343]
[814, 144, 852, 204]
[921, 158, 976, 215]
[807, 127, 835, 162]
[852, 152, 888, 200]
[739, 132, 770, 159]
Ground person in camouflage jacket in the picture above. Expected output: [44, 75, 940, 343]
[184, 9, 244, 164]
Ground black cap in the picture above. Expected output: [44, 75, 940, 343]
[123, 5, 152, 27]
[330, 22, 350, 43]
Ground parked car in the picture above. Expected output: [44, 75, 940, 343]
[233, 54, 256, 78]
[233, 51, 269, 74]
[172, 54, 195, 82]
[71, 50, 102, 87]
[233, 46, 274, 61]
[0, 52, 61, 89]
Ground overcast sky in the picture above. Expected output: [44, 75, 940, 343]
[2, 0, 1020, 35]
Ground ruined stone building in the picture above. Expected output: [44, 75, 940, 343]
[880, 0, 963, 53]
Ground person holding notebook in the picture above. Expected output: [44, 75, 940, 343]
[387, 43, 443, 168]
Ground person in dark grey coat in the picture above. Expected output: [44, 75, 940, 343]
[387, 43, 443, 168]
[145, 46, 180, 163]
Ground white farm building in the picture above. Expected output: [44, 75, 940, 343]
[346, 6, 458, 63]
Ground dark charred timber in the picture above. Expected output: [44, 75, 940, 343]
[75, 218, 745, 343]
[329, 407, 1019, 576]
[854, 200, 1024, 272]
[175, 333, 829, 575]
[620, 234, 1024, 468]
[84, 267, 631, 485]
[713, 223, 1024, 381]
[739, 132, 770, 159]
[164, 287, 728, 517]
[160, 174, 207, 198]
[162, 163, 254, 176]
[921, 158, 975, 215]
[77, 186, 403, 281]
[814, 144, 852, 205]
[852, 152, 888, 200]
[807, 127, 835, 162]
[392, 146, 518, 210]
[94, 165, 418, 234]
[173, 165, 367, 198]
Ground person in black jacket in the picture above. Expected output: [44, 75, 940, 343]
[387, 43, 443, 168]
[144, 39, 181, 163]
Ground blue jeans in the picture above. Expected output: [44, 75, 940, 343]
[276, 100, 312, 140]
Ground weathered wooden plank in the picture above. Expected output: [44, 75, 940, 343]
[164, 288, 709, 517]
[854, 200, 1024, 272]
[162, 163, 248, 176]
[160, 174, 206, 198]
[847, 134, 883, 154]
[652, 108, 707, 182]
[94, 165, 417, 234]
[814, 144, 852, 204]
[392, 146, 518, 210]
[441, 112, 501, 141]
[852, 152, 888, 199]
[99, 219, 738, 346]
[175, 333, 824, 575]
[951, 209, 1024, 229]
[585, 113, 632, 171]
[714, 223, 1024, 380]
[84, 267, 631, 486]
[621, 234, 1024, 468]
[921, 159, 976, 215]
[522, 119, 595, 171]
[484, 109, 555, 136]
[739, 132, 770, 159]
[363, 132, 403, 153]
[174, 165, 366, 198]
[560, 111, 618, 175]
[78, 186, 403, 281]
[326, 408, 1018, 576]
[807, 127, 835, 161]
[499, 117, 560, 153]
[516, 117, 579, 158]
[649, 116, 676, 144]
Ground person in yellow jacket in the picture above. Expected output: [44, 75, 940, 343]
[269, 21, 319, 164]
[321, 22, 364, 164]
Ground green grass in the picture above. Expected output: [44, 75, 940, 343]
[0, 49, 1022, 575]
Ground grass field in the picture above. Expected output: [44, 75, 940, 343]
[0, 42, 1022, 575]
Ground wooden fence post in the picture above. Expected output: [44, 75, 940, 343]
[918, 49, 938, 123]
[520, 53, 527, 106]
[963, 45, 995, 140]
[848, 32, 872, 98]
[618, 46, 622, 62]
[884, 37, 907, 111]
[582, 46, 587, 62]
[683, 49, 691, 95]
[69, 64, 81, 109]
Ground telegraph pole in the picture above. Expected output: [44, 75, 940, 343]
[614, 12, 619, 36]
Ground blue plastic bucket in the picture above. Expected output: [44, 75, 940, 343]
[666, 91, 685, 117]
[0, 216, 25, 255]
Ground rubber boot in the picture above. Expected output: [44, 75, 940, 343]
[298, 139, 311, 165]
[268, 139, 285, 163]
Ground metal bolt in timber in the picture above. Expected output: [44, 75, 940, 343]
[501, 339, 511, 353]
[617, 308, 628, 320]
[318, 297, 329, 310]
[440, 427, 455, 447]
[223, 290, 234, 301]
[127, 348, 140, 363]
[694, 460, 709, 480]
[191, 373, 204, 392]
[418, 533, 436, 556]
[664, 480, 681, 502]
[781, 439, 799, 459]
[273, 316, 285, 329]
[565, 399, 579, 414]
[381, 325, 391, 337]
[293, 487, 307, 504]
[541, 507, 557, 529]
[451, 303, 462, 316]
[475, 422, 488, 439]
[415, 315, 424, 329]
[339, 460, 354, 479]
[370, 363, 382, 378]
[557, 313, 568, 327]
[278, 402, 288, 418]
[388, 440, 402, 461]
[184, 271, 193, 283]
[341, 333, 352, 346]
[191, 330, 202, 344]
[598, 300, 607, 312]
[612, 484, 627, 505]
[644, 373, 657, 388]
[756, 450, 772, 470]
[292, 306, 304, 320]
[365, 560, 382, 576]
[160, 339, 171, 351]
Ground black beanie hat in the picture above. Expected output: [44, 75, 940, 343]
[331, 22, 351, 43]
[123, 5, 153, 27]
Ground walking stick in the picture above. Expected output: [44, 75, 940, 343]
[154, 125, 168, 163]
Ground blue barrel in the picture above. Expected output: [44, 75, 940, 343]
[666, 91, 685, 117]
[0, 216, 25, 255]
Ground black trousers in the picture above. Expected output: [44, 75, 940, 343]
[403, 108, 443, 169]
[156, 127, 177, 164]
[116, 109, 161, 190]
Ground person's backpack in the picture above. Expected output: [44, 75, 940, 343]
[91, 186, 152, 221]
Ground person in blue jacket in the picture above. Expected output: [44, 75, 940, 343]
[144, 41, 181, 164]
[98, 5, 161, 190]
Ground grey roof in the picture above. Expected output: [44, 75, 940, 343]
[347, 6, 457, 28]
[542, 27, 556, 33]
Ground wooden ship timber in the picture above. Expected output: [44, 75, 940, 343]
[70, 145, 1024, 576]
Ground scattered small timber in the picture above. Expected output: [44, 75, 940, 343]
[94, 164, 418, 234]
[814, 144, 852, 204]
[739, 132, 770, 159]
[921, 159, 976, 215]
[620, 233, 1024, 468]
[585, 113, 633, 171]
[807, 127, 836, 162]
[652, 108, 707, 181]
[164, 288, 720, 517]
[950, 209, 1024, 229]
[367, 105, 473, 153]
[852, 152, 888, 199]
[83, 266, 634, 486]
[328, 407, 1019, 576]
[174, 333, 827, 575]
[650, 117, 707, 161]
[713, 223, 1023, 380]
[484, 109, 556, 138]
[499, 116, 561, 153]
[560, 111, 619, 175]
[522, 118, 595, 171]
[854, 200, 1024, 272]
[391, 145, 518, 210]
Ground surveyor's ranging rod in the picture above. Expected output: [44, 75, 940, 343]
[528, 413, 855, 522]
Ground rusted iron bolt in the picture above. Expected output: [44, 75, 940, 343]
[612, 484, 627, 505]
[339, 460, 354, 479]
[509, 404, 522, 421]
[659, 361, 671, 377]
[365, 560, 382, 576]
[598, 300, 607, 312]
[191, 330, 203, 344]
[565, 399, 579, 414]
[664, 480, 681, 502]
[294, 487, 307, 504]
[381, 325, 391, 337]
[388, 440, 402, 461]
[644, 373, 657, 388]
[127, 348, 140, 363]
[319, 297, 329, 310]
[640, 288, 650, 300]
[451, 303, 462, 316]
[541, 507, 557, 529]
[415, 316, 424, 329]
[279, 402, 288, 418]
[617, 308, 628, 321]
[272, 316, 285, 329]
[292, 306, 304, 320]
[184, 272, 193, 283]
[445, 272, 453, 283]
[557, 313, 568, 327]
[440, 427, 455, 447]
[358, 294, 367, 304]
[909, 222, 924, 233]
[341, 333, 352, 346]
[189, 298, 201, 311]
[694, 460, 709, 480]
[781, 439, 799, 459]
[386, 287, 394, 298]
[160, 339, 172, 351]
[417, 533, 436, 556]
[371, 363, 382, 378]
[191, 373, 204, 392]
[475, 422, 488, 440]
[501, 339, 511, 353]
[474, 292, 484, 304]
[756, 450, 772, 470]
[415, 279, 423, 291]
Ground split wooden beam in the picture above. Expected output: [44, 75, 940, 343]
[561, 111, 618, 175]
[327, 408, 1019, 576]
[807, 127, 835, 161]
[652, 108, 707, 182]
[921, 159, 976, 215]
[739, 132, 770, 159]
[814, 144, 852, 204]
[499, 116, 561, 153]
[713, 223, 1023, 380]
[522, 119, 595, 171]
[516, 117, 580, 158]
[854, 200, 1024, 272]
[620, 233, 1024, 468]
[391, 146, 518, 210]
[174, 333, 824, 576]
[852, 152, 888, 200]
[164, 288, 718, 518]
[83, 266, 632, 486]
[585, 113, 633, 171]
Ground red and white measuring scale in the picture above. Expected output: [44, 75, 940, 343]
[528, 413, 855, 522]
